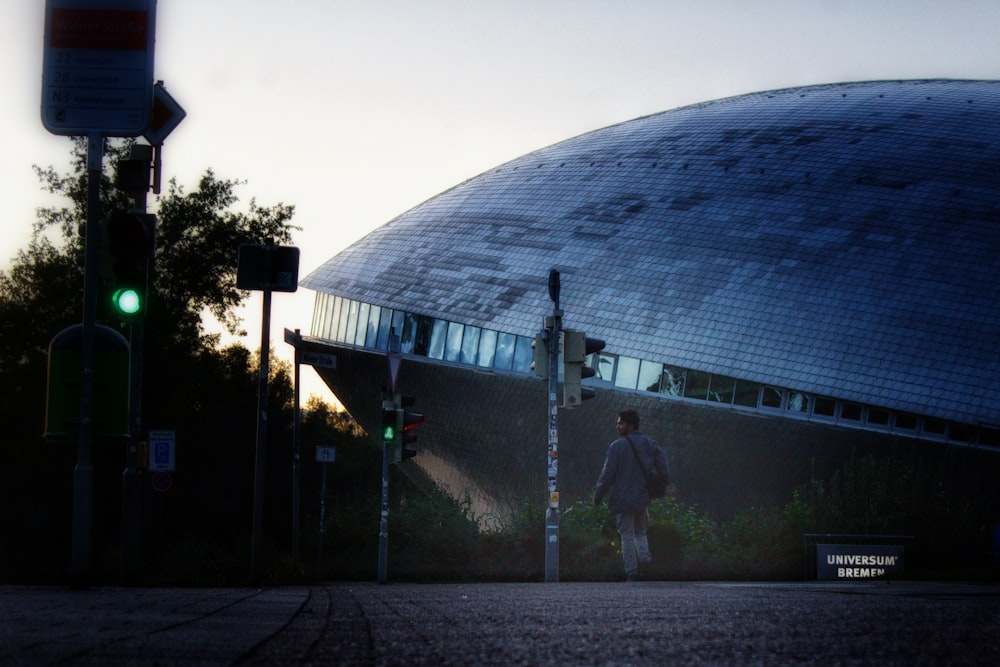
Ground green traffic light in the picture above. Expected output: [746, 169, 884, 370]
[382, 424, 396, 441]
[113, 288, 142, 315]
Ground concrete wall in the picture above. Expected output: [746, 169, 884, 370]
[315, 346, 999, 524]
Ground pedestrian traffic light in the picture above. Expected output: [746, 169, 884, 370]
[399, 395, 424, 462]
[531, 332, 548, 379]
[101, 211, 155, 321]
[381, 401, 398, 444]
[562, 329, 606, 407]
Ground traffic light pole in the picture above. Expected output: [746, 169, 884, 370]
[120, 144, 154, 586]
[70, 133, 104, 587]
[377, 394, 393, 585]
[545, 270, 562, 583]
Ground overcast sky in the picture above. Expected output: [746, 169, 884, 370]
[3, 0, 999, 401]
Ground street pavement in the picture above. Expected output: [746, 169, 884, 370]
[2, 580, 999, 665]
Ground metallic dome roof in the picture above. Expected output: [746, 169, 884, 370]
[303, 80, 1000, 426]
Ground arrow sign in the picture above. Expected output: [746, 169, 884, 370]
[143, 81, 186, 145]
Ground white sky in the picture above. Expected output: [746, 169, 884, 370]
[3, 0, 1000, 403]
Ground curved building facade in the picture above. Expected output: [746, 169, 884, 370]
[302, 80, 1000, 519]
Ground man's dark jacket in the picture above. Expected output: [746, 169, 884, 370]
[594, 432, 656, 514]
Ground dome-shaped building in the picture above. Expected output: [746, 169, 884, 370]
[301, 80, 1000, 520]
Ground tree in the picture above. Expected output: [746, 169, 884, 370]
[0, 138, 301, 583]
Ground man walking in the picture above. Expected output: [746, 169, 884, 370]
[594, 409, 654, 581]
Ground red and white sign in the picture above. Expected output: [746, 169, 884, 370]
[41, 0, 156, 136]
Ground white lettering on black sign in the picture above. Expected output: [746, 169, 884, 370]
[816, 544, 905, 580]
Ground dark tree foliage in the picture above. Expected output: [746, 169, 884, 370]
[0, 138, 305, 583]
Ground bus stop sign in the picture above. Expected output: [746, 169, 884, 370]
[41, 0, 156, 137]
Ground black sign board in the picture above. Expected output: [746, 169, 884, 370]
[237, 244, 300, 292]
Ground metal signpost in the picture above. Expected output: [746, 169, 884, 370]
[378, 338, 402, 584]
[238, 242, 299, 582]
[544, 270, 562, 583]
[284, 328, 303, 573]
[41, 0, 157, 586]
[315, 446, 336, 577]
[285, 328, 338, 573]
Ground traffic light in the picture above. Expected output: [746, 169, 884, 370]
[102, 211, 155, 321]
[381, 400, 399, 444]
[383, 396, 424, 463]
[530, 332, 548, 379]
[562, 329, 606, 407]
[399, 395, 424, 462]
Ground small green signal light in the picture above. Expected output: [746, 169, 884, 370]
[382, 423, 396, 441]
[113, 288, 142, 316]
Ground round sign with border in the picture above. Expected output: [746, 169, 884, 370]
[151, 471, 173, 492]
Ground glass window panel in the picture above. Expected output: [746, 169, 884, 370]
[428, 319, 448, 360]
[948, 422, 976, 443]
[355, 302, 371, 346]
[638, 361, 663, 393]
[867, 408, 890, 426]
[513, 336, 533, 372]
[977, 426, 1000, 447]
[400, 312, 418, 354]
[461, 326, 481, 365]
[334, 296, 349, 342]
[733, 380, 760, 407]
[376, 307, 393, 350]
[761, 386, 783, 409]
[594, 353, 616, 381]
[813, 396, 837, 417]
[478, 329, 498, 367]
[321, 294, 334, 339]
[312, 293, 325, 337]
[923, 418, 947, 436]
[390, 310, 405, 350]
[413, 315, 433, 356]
[662, 366, 686, 397]
[445, 322, 464, 362]
[786, 391, 810, 414]
[685, 371, 711, 400]
[494, 332, 516, 370]
[363, 305, 380, 348]
[894, 412, 917, 431]
[841, 402, 863, 421]
[344, 300, 362, 344]
[614, 356, 641, 389]
[708, 374, 736, 404]
[346, 300, 362, 345]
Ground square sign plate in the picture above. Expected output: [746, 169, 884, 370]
[42, 0, 156, 137]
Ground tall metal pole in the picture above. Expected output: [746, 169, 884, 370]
[121, 144, 153, 585]
[316, 460, 328, 579]
[544, 270, 562, 583]
[71, 133, 103, 587]
[291, 328, 301, 572]
[377, 332, 400, 584]
[250, 241, 274, 583]
[377, 419, 390, 585]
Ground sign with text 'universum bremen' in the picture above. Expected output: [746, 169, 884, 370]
[817, 544, 906, 581]
[42, 0, 156, 137]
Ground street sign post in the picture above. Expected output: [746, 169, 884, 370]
[147, 429, 176, 471]
[42, 0, 157, 137]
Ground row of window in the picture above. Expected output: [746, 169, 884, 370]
[310, 293, 999, 447]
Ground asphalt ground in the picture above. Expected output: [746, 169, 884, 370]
[3, 580, 999, 666]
